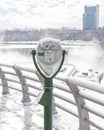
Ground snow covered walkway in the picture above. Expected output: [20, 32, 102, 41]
[0, 89, 79, 130]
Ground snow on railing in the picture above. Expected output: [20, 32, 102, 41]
[0, 63, 104, 130]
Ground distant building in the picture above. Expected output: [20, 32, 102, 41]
[83, 5, 99, 30]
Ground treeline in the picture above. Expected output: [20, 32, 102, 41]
[1, 27, 104, 42]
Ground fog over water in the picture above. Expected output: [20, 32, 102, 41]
[65, 42, 104, 71]
[0, 41, 104, 72]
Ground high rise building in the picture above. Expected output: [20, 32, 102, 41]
[83, 5, 99, 30]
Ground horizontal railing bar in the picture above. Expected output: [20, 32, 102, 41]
[83, 104, 104, 119]
[53, 82, 71, 93]
[5, 77, 20, 84]
[22, 75, 39, 82]
[0, 63, 13, 68]
[53, 91, 76, 105]
[79, 91, 104, 106]
[55, 76, 66, 82]
[68, 77, 104, 94]
[8, 85, 22, 92]
[14, 65, 36, 73]
[25, 82, 42, 91]
[27, 91, 40, 97]
[1, 70, 16, 76]
[8, 85, 40, 98]
[85, 119, 104, 130]
[54, 101, 78, 118]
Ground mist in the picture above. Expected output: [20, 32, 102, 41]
[65, 41, 104, 71]
[0, 48, 32, 64]
[0, 41, 104, 71]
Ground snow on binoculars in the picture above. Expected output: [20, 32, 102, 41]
[36, 38, 62, 76]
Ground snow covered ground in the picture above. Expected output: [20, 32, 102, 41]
[0, 89, 79, 130]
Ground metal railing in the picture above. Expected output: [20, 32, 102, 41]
[0, 63, 104, 130]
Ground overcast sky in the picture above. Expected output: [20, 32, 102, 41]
[0, 0, 103, 30]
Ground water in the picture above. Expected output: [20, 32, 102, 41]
[65, 43, 104, 71]
[0, 47, 33, 65]
[0, 41, 104, 72]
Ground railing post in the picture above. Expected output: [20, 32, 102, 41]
[14, 65, 31, 103]
[0, 68, 9, 94]
[66, 78, 90, 130]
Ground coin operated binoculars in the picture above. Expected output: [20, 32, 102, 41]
[32, 38, 66, 130]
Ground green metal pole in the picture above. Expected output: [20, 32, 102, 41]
[32, 49, 66, 130]
[44, 78, 53, 130]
